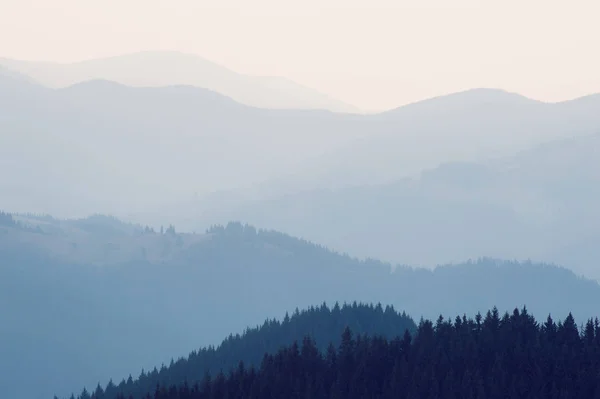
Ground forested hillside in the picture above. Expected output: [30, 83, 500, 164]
[3, 216, 600, 399]
[69, 303, 416, 399]
[83, 307, 600, 399]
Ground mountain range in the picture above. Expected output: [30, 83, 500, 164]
[0, 51, 359, 113]
[2, 67, 600, 221]
[137, 130, 600, 280]
[2, 214, 600, 399]
[0, 68, 367, 216]
[3, 45, 600, 399]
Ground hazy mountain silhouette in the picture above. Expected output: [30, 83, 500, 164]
[0, 65, 38, 84]
[280, 88, 600, 189]
[0, 51, 360, 113]
[2, 216, 600, 399]
[2, 73, 600, 219]
[0, 73, 367, 217]
[180, 132, 600, 280]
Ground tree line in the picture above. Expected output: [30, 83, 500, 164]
[66, 302, 416, 399]
[67, 306, 600, 399]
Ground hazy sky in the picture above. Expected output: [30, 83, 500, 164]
[1, 0, 599, 111]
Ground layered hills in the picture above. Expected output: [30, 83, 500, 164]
[2, 70, 599, 219]
[2, 214, 600, 398]
[0, 51, 359, 112]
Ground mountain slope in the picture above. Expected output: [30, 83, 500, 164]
[281, 88, 600, 189]
[0, 74, 367, 217]
[181, 132, 600, 280]
[87, 303, 416, 399]
[93, 308, 600, 399]
[0, 65, 38, 84]
[3, 217, 600, 399]
[0, 51, 359, 113]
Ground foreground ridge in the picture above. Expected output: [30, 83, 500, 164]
[71, 302, 415, 399]
[76, 306, 600, 399]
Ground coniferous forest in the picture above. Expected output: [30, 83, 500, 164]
[69, 306, 600, 399]
[85, 303, 416, 399]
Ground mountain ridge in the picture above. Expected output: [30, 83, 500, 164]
[381, 88, 600, 115]
[75, 302, 417, 399]
[3, 70, 600, 220]
[170, 132, 600, 281]
[0, 51, 361, 113]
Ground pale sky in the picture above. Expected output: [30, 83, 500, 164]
[1, 0, 599, 111]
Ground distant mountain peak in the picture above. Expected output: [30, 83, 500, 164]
[382, 87, 540, 115]
[452, 87, 539, 103]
